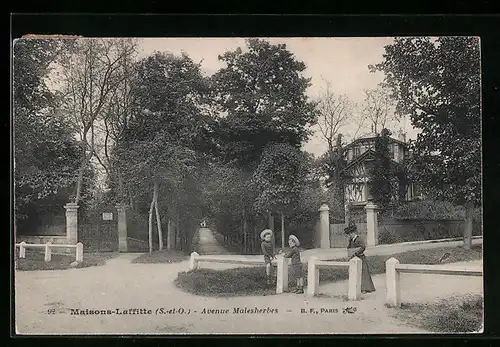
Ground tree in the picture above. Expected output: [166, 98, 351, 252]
[60, 38, 136, 205]
[13, 39, 81, 219]
[89, 38, 139, 204]
[362, 86, 398, 135]
[117, 51, 212, 253]
[316, 80, 354, 153]
[251, 143, 309, 248]
[212, 38, 317, 169]
[370, 128, 395, 210]
[317, 134, 349, 220]
[370, 36, 481, 249]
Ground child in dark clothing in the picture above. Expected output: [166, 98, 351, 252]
[283, 234, 304, 294]
[260, 229, 275, 285]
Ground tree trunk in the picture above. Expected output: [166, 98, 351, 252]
[167, 219, 173, 250]
[175, 209, 181, 249]
[74, 165, 85, 205]
[148, 191, 154, 254]
[345, 203, 350, 225]
[268, 211, 274, 231]
[253, 222, 257, 253]
[281, 212, 285, 249]
[243, 208, 248, 254]
[464, 200, 474, 250]
[118, 173, 125, 203]
[154, 181, 163, 251]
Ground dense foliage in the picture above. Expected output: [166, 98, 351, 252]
[371, 37, 481, 248]
[13, 39, 89, 221]
[370, 37, 481, 207]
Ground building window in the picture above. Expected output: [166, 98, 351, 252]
[406, 183, 423, 201]
[353, 146, 361, 158]
[366, 182, 373, 201]
[388, 144, 395, 159]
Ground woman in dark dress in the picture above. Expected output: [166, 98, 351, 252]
[345, 222, 376, 293]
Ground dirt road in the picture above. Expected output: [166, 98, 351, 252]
[15, 229, 482, 335]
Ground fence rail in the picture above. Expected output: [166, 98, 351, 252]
[188, 252, 363, 299]
[385, 257, 483, 307]
[188, 252, 292, 269]
[307, 256, 362, 300]
[15, 241, 83, 263]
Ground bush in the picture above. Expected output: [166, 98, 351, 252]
[131, 250, 188, 264]
[392, 200, 482, 222]
[395, 294, 483, 332]
[378, 228, 404, 244]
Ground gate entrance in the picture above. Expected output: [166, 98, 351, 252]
[79, 206, 119, 252]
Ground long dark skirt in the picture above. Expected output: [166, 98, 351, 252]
[358, 255, 375, 292]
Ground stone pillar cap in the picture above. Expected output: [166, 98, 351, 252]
[318, 204, 330, 212]
[64, 203, 79, 209]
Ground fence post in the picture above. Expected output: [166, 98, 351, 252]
[386, 257, 401, 307]
[348, 257, 362, 300]
[307, 256, 320, 296]
[189, 252, 199, 270]
[365, 201, 379, 247]
[44, 242, 52, 262]
[64, 203, 79, 244]
[116, 204, 128, 252]
[318, 204, 331, 249]
[276, 255, 289, 294]
[76, 242, 84, 263]
[19, 241, 26, 259]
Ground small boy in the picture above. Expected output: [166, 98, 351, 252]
[260, 229, 275, 285]
[283, 235, 304, 294]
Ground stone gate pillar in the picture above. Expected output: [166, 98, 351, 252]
[64, 203, 79, 244]
[116, 204, 128, 252]
[365, 201, 379, 247]
[318, 203, 331, 249]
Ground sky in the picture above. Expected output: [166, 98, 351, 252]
[138, 37, 418, 157]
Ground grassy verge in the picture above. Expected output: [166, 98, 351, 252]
[176, 244, 482, 297]
[131, 249, 188, 264]
[15, 250, 118, 271]
[392, 293, 483, 333]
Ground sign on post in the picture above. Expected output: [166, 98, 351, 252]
[102, 212, 113, 221]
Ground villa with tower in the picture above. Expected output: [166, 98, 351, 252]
[341, 131, 423, 208]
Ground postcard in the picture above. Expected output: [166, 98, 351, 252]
[13, 36, 483, 335]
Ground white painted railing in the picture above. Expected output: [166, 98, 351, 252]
[15, 241, 84, 263]
[189, 252, 292, 294]
[385, 257, 483, 307]
[306, 256, 362, 300]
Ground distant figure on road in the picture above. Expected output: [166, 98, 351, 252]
[260, 229, 275, 286]
[345, 222, 376, 293]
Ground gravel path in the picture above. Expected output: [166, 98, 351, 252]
[14, 230, 483, 335]
[192, 228, 229, 255]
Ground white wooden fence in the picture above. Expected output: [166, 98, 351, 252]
[15, 241, 84, 263]
[307, 256, 362, 300]
[188, 252, 362, 300]
[385, 257, 483, 307]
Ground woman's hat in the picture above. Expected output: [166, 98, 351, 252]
[260, 229, 273, 240]
[344, 222, 357, 234]
[289, 235, 300, 247]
